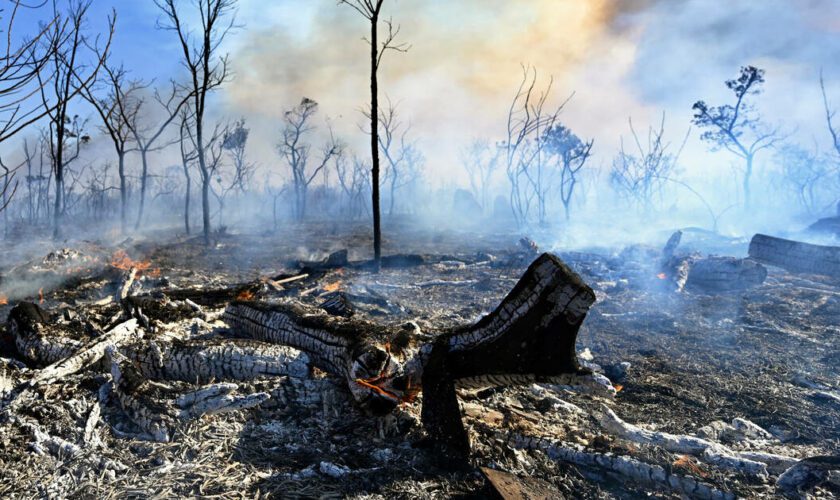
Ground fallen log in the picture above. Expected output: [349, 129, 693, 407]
[225, 252, 600, 458]
[107, 347, 269, 442]
[508, 432, 735, 500]
[748, 234, 840, 278]
[684, 257, 767, 292]
[120, 338, 310, 383]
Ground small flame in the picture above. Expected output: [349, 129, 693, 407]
[111, 250, 151, 272]
[614, 384, 624, 392]
[236, 289, 255, 301]
[38, 288, 44, 304]
[656, 273, 667, 280]
[672, 455, 708, 477]
[0, 293, 8, 306]
[323, 281, 341, 293]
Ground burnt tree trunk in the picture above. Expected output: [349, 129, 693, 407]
[224, 252, 597, 457]
[135, 148, 149, 230]
[370, 10, 382, 271]
[749, 233, 840, 278]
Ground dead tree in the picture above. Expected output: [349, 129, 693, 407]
[178, 108, 196, 235]
[124, 82, 192, 230]
[0, 157, 19, 233]
[80, 62, 141, 233]
[336, 154, 370, 220]
[278, 98, 341, 221]
[339, 0, 409, 270]
[775, 144, 833, 216]
[37, 0, 113, 239]
[502, 65, 568, 226]
[376, 99, 423, 216]
[820, 71, 840, 162]
[221, 118, 254, 192]
[155, 0, 237, 245]
[461, 139, 500, 215]
[542, 123, 593, 221]
[0, 1, 59, 144]
[692, 66, 782, 209]
[610, 114, 685, 214]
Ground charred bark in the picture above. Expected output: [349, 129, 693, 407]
[224, 253, 598, 458]
[748, 233, 840, 278]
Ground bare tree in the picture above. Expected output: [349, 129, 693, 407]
[80, 62, 141, 233]
[155, 0, 237, 245]
[38, 0, 114, 238]
[336, 154, 370, 220]
[775, 143, 834, 216]
[0, 157, 19, 232]
[222, 118, 254, 192]
[502, 65, 568, 226]
[542, 123, 593, 221]
[461, 139, 500, 216]
[125, 82, 192, 230]
[178, 108, 197, 235]
[212, 119, 256, 227]
[0, 1, 59, 144]
[610, 114, 686, 214]
[692, 66, 782, 209]
[339, 0, 409, 269]
[376, 99, 423, 216]
[279, 98, 341, 221]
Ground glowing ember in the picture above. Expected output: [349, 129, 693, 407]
[38, 288, 44, 304]
[354, 377, 401, 403]
[0, 293, 7, 306]
[323, 281, 341, 293]
[656, 273, 667, 280]
[614, 384, 624, 392]
[236, 289, 255, 301]
[672, 455, 708, 477]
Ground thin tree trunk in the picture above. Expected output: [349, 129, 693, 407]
[743, 155, 753, 210]
[202, 175, 210, 245]
[184, 175, 191, 235]
[118, 152, 127, 233]
[135, 148, 149, 230]
[370, 13, 382, 270]
[52, 173, 62, 239]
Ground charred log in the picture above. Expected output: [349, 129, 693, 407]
[749, 234, 840, 278]
[120, 338, 311, 384]
[224, 253, 599, 458]
[223, 300, 402, 415]
[684, 257, 767, 292]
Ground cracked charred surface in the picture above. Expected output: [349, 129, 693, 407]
[0, 225, 839, 498]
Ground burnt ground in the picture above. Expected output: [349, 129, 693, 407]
[0, 222, 838, 499]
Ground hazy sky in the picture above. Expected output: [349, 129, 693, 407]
[11, 0, 840, 190]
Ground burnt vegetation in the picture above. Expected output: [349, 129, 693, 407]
[0, 1, 839, 499]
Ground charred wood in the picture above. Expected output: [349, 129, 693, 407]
[749, 234, 840, 278]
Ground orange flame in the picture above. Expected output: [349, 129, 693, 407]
[38, 288, 44, 304]
[110, 250, 159, 277]
[236, 289, 255, 301]
[672, 455, 709, 477]
[0, 293, 8, 306]
[656, 273, 667, 280]
[323, 281, 341, 293]
[614, 384, 624, 392]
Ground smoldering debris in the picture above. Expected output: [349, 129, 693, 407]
[0, 227, 838, 498]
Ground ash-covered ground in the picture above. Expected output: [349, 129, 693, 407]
[0, 223, 838, 499]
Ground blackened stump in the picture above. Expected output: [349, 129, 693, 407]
[420, 253, 596, 457]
